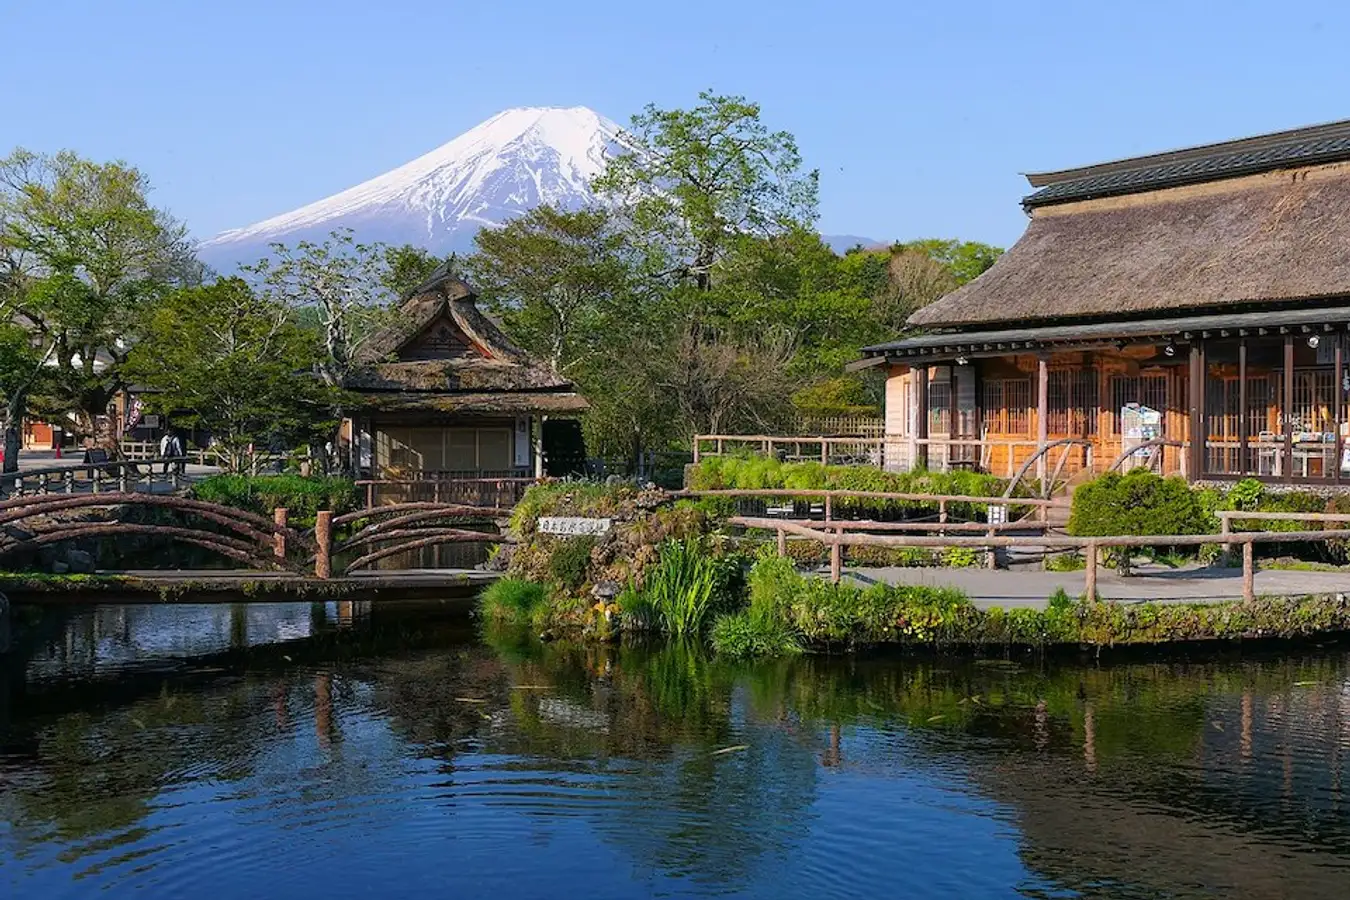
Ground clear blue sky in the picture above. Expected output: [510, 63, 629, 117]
[5, 0, 1350, 249]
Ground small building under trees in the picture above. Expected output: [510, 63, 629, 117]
[860, 119, 1350, 486]
[343, 266, 587, 496]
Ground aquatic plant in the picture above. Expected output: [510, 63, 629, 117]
[644, 539, 730, 636]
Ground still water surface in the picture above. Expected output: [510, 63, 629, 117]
[1, 601, 1348, 898]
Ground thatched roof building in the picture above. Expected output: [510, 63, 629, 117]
[343, 266, 586, 486]
[346, 266, 587, 416]
[858, 120, 1350, 487]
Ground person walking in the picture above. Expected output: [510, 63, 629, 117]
[158, 432, 174, 474]
[169, 433, 185, 475]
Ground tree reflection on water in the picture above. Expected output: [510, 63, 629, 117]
[0, 604, 1347, 898]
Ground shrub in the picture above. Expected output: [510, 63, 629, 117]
[1068, 470, 1209, 538]
[687, 459, 1015, 519]
[547, 536, 597, 591]
[479, 578, 547, 625]
[710, 610, 802, 658]
[191, 474, 358, 525]
[1045, 552, 1086, 572]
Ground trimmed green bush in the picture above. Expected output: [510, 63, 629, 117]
[1068, 470, 1209, 538]
[190, 474, 358, 525]
[687, 458, 1015, 519]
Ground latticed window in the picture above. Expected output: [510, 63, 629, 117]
[1047, 369, 1099, 436]
[981, 378, 1031, 435]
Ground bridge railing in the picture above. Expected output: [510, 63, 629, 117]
[0, 458, 197, 498]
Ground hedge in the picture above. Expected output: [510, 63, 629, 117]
[191, 475, 358, 525]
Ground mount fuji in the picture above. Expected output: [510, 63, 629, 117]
[197, 106, 627, 268]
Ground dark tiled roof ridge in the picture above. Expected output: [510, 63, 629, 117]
[1024, 119, 1350, 209]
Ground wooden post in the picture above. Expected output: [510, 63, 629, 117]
[118, 467, 129, 493]
[915, 366, 929, 470]
[824, 494, 833, 524]
[315, 510, 333, 579]
[1036, 356, 1049, 488]
[1084, 541, 1097, 601]
[1220, 512, 1232, 562]
[985, 524, 997, 570]
[693, 438, 701, 464]
[777, 528, 786, 557]
[820, 439, 829, 465]
[1188, 341, 1204, 481]
[274, 507, 288, 560]
[533, 415, 546, 479]
[1242, 539, 1255, 602]
[1336, 336, 1344, 485]
[1283, 333, 1295, 484]
[829, 539, 842, 584]
[1238, 339, 1249, 476]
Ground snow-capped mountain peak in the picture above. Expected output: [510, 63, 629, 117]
[199, 106, 626, 266]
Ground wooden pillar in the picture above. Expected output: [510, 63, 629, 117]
[1188, 341, 1204, 480]
[776, 528, 786, 557]
[1084, 541, 1097, 601]
[1335, 336, 1344, 485]
[915, 366, 929, 470]
[315, 510, 333, 579]
[1283, 333, 1295, 484]
[1036, 356, 1049, 486]
[829, 540, 842, 584]
[1242, 540, 1255, 602]
[533, 415, 546, 480]
[1238, 339, 1249, 476]
[273, 507, 288, 560]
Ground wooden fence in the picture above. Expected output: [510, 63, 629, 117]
[0, 458, 196, 498]
[731, 511, 1350, 603]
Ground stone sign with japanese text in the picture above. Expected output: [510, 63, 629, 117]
[538, 517, 612, 537]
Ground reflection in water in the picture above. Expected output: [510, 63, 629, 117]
[1, 605, 1349, 898]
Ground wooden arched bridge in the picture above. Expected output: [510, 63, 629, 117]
[0, 486, 510, 603]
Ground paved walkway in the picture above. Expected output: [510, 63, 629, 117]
[843, 565, 1350, 608]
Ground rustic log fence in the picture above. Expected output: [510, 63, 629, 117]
[732, 514, 1350, 602]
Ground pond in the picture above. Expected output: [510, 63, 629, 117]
[1, 602, 1348, 898]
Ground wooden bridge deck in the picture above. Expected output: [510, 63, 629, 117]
[3, 569, 500, 605]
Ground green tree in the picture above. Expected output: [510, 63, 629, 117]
[124, 278, 337, 473]
[594, 91, 819, 291]
[0, 148, 197, 448]
[468, 206, 630, 373]
[245, 228, 396, 389]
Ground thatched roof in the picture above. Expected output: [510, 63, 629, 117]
[910, 160, 1350, 329]
[346, 268, 586, 415]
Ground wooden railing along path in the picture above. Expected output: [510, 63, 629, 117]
[0, 458, 197, 499]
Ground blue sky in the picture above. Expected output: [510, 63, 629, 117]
[5, 0, 1350, 248]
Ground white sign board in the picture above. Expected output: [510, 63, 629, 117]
[987, 503, 1007, 526]
[538, 516, 612, 537]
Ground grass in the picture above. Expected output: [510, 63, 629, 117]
[1044, 552, 1086, 572]
[479, 578, 548, 626]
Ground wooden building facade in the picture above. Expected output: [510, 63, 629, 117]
[342, 266, 587, 490]
[861, 120, 1350, 485]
